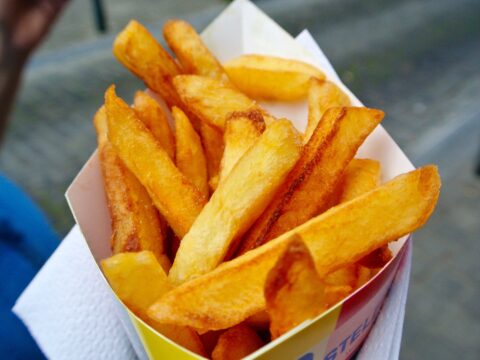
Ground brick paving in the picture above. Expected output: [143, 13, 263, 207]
[0, 0, 478, 358]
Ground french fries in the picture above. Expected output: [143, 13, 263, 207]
[224, 55, 325, 101]
[149, 166, 440, 330]
[218, 109, 266, 186]
[174, 75, 259, 130]
[211, 324, 264, 360]
[237, 107, 384, 255]
[133, 91, 175, 160]
[265, 236, 327, 339]
[94, 106, 167, 265]
[168, 119, 302, 285]
[101, 251, 206, 356]
[105, 86, 206, 238]
[113, 20, 182, 108]
[95, 17, 442, 354]
[304, 78, 351, 143]
[164, 19, 229, 83]
[173, 106, 209, 198]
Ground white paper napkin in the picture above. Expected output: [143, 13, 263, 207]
[13, 226, 138, 360]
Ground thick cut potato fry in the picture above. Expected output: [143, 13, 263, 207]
[200, 122, 224, 185]
[304, 78, 351, 143]
[94, 107, 166, 261]
[339, 159, 381, 203]
[224, 54, 325, 101]
[163, 19, 229, 83]
[173, 106, 209, 198]
[174, 75, 259, 130]
[358, 246, 393, 268]
[355, 266, 373, 289]
[218, 109, 265, 185]
[168, 120, 302, 285]
[324, 265, 357, 288]
[265, 237, 327, 339]
[105, 86, 206, 238]
[149, 166, 440, 330]
[113, 20, 182, 107]
[133, 91, 175, 160]
[101, 252, 205, 356]
[211, 324, 264, 360]
[237, 107, 384, 255]
[324, 285, 353, 308]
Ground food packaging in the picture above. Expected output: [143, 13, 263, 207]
[64, 0, 415, 359]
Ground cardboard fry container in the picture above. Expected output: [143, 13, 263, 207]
[66, 0, 415, 359]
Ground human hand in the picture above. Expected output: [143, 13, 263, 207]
[0, 0, 69, 64]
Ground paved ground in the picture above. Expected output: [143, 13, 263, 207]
[1, 0, 478, 358]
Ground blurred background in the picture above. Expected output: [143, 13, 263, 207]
[0, 0, 478, 359]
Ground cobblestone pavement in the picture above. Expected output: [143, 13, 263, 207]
[0, 0, 478, 358]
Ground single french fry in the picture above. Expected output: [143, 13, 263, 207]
[355, 266, 373, 289]
[113, 20, 182, 107]
[168, 119, 302, 285]
[323, 265, 357, 288]
[105, 86, 206, 238]
[174, 75, 259, 130]
[265, 237, 327, 339]
[94, 106, 166, 262]
[245, 311, 270, 331]
[237, 107, 384, 255]
[304, 78, 351, 143]
[101, 251, 206, 356]
[133, 91, 175, 160]
[211, 324, 264, 360]
[163, 19, 229, 83]
[324, 285, 353, 308]
[218, 109, 265, 185]
[339, 159, 381, 203]
[200, 122, 224, 185]
[358, 246, 393, 269]
[224, 54, 325, 101]
[173, 106, 209, 198]
[149, 166, 440, 330]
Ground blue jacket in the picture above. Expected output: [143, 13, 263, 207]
[0, 175, 59, 359]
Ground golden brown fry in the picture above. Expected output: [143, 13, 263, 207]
[224, 54, 325, 101]
[163, 19, 229, 83]
[358, 246, 393, 269]
[168, 119, 302, 285]
[324, 265, 357, 288]
[173, 106, 209, 198]
[238, 107, 384, 255]
[245, 311, 270, 331]
[105, 86, 206, 238]
[304, 78, 351, 143]
[94, 106, 166, 261]
[339, 159, 381, 203]
[133, 91, 175, 160]
[211, 324, 264, 360]
[265, 237, 327, 339]
[149, 165, 440, 330]
[200, 122, 224, 186]
[355, 266, 373, 289]
[173, 75, 259, 130]
[113, 20, 182, 107]
[218, 109, 265, 185]
[101, 251, 206, 356]
[324, 285, 353, 308]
